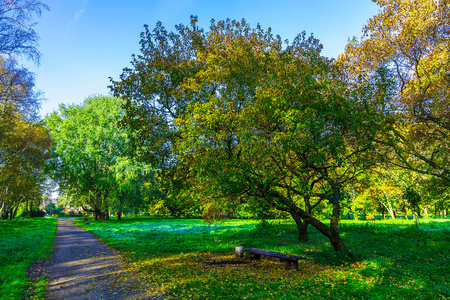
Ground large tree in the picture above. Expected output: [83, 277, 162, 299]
[111, 18, 394, 257]
[0, 57, 49, 220]
[339, 0, 450, 189]
[0, 116, 51, 219]
[0, 0, 49, 219]
[46, 96, 150, 220]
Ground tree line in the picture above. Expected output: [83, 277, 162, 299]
[1, 0, 448, 258]
[0, 0, 50, 220]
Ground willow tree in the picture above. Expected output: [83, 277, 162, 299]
[46, 96, 150, 220]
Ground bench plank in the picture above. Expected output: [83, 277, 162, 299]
[243, 247, 306, 270]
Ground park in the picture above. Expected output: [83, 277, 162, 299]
[1, 0, 449, 299]
[1, 216, 449, 299]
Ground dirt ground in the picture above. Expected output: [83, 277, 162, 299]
[33, 218, 161, 300]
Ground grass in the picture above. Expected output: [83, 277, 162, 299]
[75, 217, 449, 299]
[0, 217, 57, 300]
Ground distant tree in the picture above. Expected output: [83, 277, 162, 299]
[0, 0, 49, 62]
[403, 187, 421, 220]
[45, 96, 151, 220]
[45, 202, 56, 214]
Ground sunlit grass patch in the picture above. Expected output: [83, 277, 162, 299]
[0, 218, 57, 300]
[78, 217, 450, 299]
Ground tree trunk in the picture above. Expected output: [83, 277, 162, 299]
[93, 207, 103, 221]
[29, 197, 33, 218]
[118, 199, 123, 221]
[378, 203, 385, 219]
[402, 199, 408, 219]
[423, 206, 429, 219]
[381, 192, 396, 219]
[289, 186, 354, 259]
[329, 227, 351, 254]
[297, 211, 353, 258]
[328, 185, 352, 258]
[11, 205, 19, 220]
[270, 181, 352, 258]
[289, 210, 308, 242]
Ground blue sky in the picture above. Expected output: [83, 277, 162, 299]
[21, 0, 380, 118]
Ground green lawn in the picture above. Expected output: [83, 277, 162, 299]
[76, 217, 449, 299]
[0, 218, 57, 300]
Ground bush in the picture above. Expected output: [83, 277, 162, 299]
[51, 213, 65, 217]
[18, 209, 46, 218]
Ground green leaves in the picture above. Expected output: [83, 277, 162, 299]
[340, 0, 450, 186]
[110, 17, 398, 255]
[45, 96, 152, 219]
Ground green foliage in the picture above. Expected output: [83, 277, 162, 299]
[403, 187, 421, 210]
[45, 96, 152, 220]
[340, 0, 450, 188]
[0, 58, 52, 220]
[18, 208, 46, 218]
[0, 218, 57, 299]
[111, 16, 397, 256]
[44, 202, 60, 215]
[77, 217, 449, 299]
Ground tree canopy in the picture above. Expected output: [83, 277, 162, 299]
[339, 0, 450, 187]
[110, 17, 396, 257]
[0, 57, 49, 219]
[0, 0, 49, 219]
[45, 96, 152, 220]
[0, 0, 49, 62]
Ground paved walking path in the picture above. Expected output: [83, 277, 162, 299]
[42, 219, 157, 300]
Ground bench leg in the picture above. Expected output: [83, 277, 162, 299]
[284, 260, 299, 271]
[250, 253, 261, 260]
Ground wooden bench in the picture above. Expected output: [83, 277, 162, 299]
[243, 247, 306, 270]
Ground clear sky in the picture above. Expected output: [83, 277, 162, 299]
[21, 0, 380, 118]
